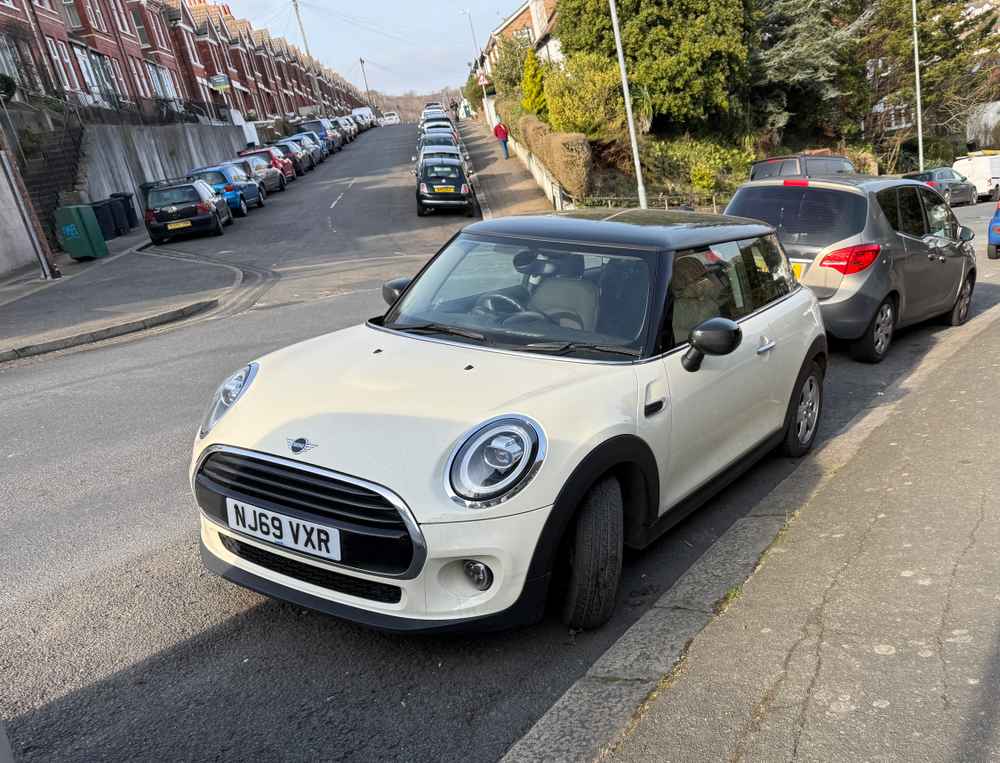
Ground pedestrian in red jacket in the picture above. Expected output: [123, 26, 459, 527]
[493, 121, 510, 160]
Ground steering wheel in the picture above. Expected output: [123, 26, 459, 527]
[474, 292, 525, 315]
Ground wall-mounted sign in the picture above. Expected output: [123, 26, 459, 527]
[208, 74, 231, 92]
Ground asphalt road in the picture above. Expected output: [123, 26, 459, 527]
[2, 129, 998, 763]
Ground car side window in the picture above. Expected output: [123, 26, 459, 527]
[739, 235, 794, 304]
[780, 159, 799, 176]
[918, 187, 958, 239]
[896, 186, 926, 237]
[876, 188, 901, 230]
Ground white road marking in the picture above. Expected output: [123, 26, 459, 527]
[330, 193, 345, 209]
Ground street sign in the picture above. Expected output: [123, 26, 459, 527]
[477, 71, 489, 87]
[208, 74, 230, 92]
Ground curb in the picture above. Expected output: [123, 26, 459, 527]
[0, 298, 217, 363]
[458, 122, 494, 220]
[503, 293, 1000, 763]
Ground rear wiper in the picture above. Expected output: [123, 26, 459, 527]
[523, 341, 639, 358]
[395, 323, 489, 342]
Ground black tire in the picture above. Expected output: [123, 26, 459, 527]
[223, 206, 234, 226]
[780, 361, 824, 457]
[849, 297, 895, 363]
[561, 476, 623, 630]
[236, 197, 248, 218]
[946, 273, 974, 326]
[257, 187, 266, 208]
[150, 235, 165, 246]
[416, 201, 427, 217]
[991, 185, 1000, 203]
[279, 176, 287, 192]
[465, 198, 478, 217]
[989, 245, 999, 261]
[211, 213, 224, 236]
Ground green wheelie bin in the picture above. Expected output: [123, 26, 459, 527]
[54, 205, 109, 260]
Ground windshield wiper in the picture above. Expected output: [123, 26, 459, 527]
[523, 341, 640, 358]
[395, 323, 489, 343]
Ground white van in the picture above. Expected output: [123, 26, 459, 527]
[352, 107, 376, 128]
[952, 153, 1000, 201]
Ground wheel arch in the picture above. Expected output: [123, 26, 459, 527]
[525, 434, 659, 583]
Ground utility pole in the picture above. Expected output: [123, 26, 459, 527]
[910, 0, 924, 171]
[359, 57, 374, 109]
[608, 0, 647, 209]
[460, 9, 488, 120]
[291, 0, 323, 113]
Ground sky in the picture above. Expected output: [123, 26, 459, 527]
[224, 0, 513, 95]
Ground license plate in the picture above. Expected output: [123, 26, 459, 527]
[791, 261, 808, 280]
[226, 497, 341, 561]
[434, 186, 455, 193]
[167, 220, 191, 230]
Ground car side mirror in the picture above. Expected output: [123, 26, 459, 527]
[382, 276, 412, 306]
[682, 317, 742, 372]
[411, 156, 417, 162]
[959, 226, 975, 243]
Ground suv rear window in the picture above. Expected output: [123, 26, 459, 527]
[149, 186, 200, 206]
[192, 171, 226, 185]
[803, 157, 853, 176]
[726, 186, 868, 248]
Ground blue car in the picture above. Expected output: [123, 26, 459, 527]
[189, 163, 264, 218]
[987, 202, 1000, 260]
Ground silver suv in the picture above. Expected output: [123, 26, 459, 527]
[727, 176, 977, 362]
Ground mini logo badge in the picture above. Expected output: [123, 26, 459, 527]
[287, 437, 317, 454]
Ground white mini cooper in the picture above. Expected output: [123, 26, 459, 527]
[192, 210, 827, 632]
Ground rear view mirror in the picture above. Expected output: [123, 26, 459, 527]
[382, 277, 412, 306]
[682, 317, 742, 372]
[959, 226, 975, 243]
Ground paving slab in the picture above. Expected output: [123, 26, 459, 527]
[459, 119, 552, 218]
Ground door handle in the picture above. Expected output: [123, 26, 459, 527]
[756, 338, 777, 355]
[644, 399, 665, 417]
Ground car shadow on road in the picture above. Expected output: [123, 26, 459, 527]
[9, 285, 1000, 763]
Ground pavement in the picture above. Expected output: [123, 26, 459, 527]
[610, 310, 1000, 762]
[2, 123, 1000, 763]
[459, 118, 551, 218]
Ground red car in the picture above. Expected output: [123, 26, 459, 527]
[239, 146, 296, 182]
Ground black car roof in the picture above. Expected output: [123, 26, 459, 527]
[463, 209, 774, 252]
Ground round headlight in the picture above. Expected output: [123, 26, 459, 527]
[199, 363, 257, 439]
[448, 416, 545, 506]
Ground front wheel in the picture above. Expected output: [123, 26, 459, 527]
[561, 476, 623, 630]
[279, 176, 287, 192]
[946, 273, 974, 326]
[223, 206, 234, 226]
[236, 197, 248, 218]
[850, 297, 895, 363]
[212, 213, 224, 236]
[780, 361, 824, 457]
[257, 188, 266, 208]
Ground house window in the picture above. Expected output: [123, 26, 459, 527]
[73, 45, 99, 95]
[0, 36, 23, 84]
[45, 37, 69, 89]
[109, 57, 128, 99]
[50, 40, 80, 89]
[129, 56, 148, 97]
[34, 0, 53, 11]
[85, 0, 109, 33]
[62, 0, 82, 28]
[0, 0, 17, 9]
[149, 12, 167, 49]
[145, 60, 164, 97]
[109, 0, 129, 34]
[184, 30, 200, 65]
[130, 9, 149, 45]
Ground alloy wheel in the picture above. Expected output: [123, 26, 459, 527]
[796, 374, 820, 445]
[873, 302, 894, 356]
[958, 278, 972, 323]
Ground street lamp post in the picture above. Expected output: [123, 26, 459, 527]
[911, 0, 924, 171]
[608, 0, 647, 209]
[460, 9, 489, 121]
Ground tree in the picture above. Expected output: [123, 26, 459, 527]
[556, 0, 752, 126]
[492, 35, 531, 96]
[463, 72, 484, 114]
[521, 49, 547, 117]
[545, 52, 624, 138]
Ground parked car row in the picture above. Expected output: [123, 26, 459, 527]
[143, 113, 373, 245]
[412, 104, 477, 217]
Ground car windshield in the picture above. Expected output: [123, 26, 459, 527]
[273, 144, 293, 155]
[383, 233, 653, 359]
[245, 156, 268, 169]
[423, 135, 457, 147]
[192, 171, 227, 185]
[726, 186, 868, 248]
[149, 186, 200, 206]
[423, 164, 461, 179]
[301, 122, 322, 133]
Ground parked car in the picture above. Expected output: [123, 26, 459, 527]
[903, 168, 978, 207]
[240, 146, 296, 183]
[749, 154, 855, 181]
[352, 106, 376, 127]
[288, 134, 325, 164]
[335, 116, 357, 141]
[415, 158, 476, 217]
[416, 132, 461, 155]
[988, 201, 1000, 260]
[277, 139, 316, 172]
[232, 154, 286, 193]
[190, 210, 827, 632]
[189, 163, 263, 217]
[423, 100, 443, 109]
[419, 110, 449, 128]
[300, 118, 342, 152]
[144, 179, 231, 245]
[291, 131, 329, 161]
[726, 176, 976, 362]
[380, 111, 401, 126]
[952, 153, 1000, 202]
[271, 142, 308, 176]
[413, 145, 466, 168]
[420, 124, 459, 145]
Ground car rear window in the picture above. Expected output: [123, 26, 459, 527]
[750, 159, 798, 180]
[192, 171, 226, 185]
[424, 165, 461, 179]
[803, 157, 853, 175]
[726, 186, 868, 248]
[904, 171, 933, 182]
[149, 186, 200, 206]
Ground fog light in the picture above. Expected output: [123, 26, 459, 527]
[462, 560, 493, 591]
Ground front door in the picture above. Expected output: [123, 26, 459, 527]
[894, 185, 938, 322]
[918, 186, 967, 314]
[646, 237, 794, 512]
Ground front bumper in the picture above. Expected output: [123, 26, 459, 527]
[199, 504, 553, 632]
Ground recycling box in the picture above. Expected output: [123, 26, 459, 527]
[54, 205, 109, 260]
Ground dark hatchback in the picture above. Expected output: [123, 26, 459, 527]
[750, 154, 855, 181]
[145, 179, 232, 245]
[416, 158, 476, 217]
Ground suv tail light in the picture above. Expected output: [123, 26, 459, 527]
[224, 184, 234, 192]
[460, 183, 470, 195]
[925, 180, 938, 188]
[819, 244, 881, 275]
[196, 201, 213, 214]
[419, 182, 429, 194]
[783, 179, 809, 187]
[144, 208, 156, 223]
